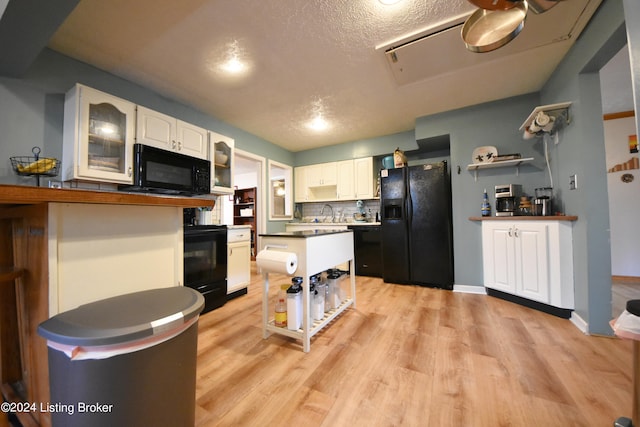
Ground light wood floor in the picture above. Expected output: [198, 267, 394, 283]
[195, 265, 634, 426]
[613, 276, 640, 319]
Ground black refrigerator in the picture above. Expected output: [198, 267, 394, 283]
[380, 161, 454, 289]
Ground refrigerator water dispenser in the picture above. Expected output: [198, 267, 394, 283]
[383, 201, 403, 220]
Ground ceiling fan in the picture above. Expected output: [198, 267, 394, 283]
[462, 0, 564, 52]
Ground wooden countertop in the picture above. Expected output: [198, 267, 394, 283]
[469, 215, 578, 221]
[0, 184, 215, 208]
[0, 267, 23, 283]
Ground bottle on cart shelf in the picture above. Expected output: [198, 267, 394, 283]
[309, 274, 319, 289]
[327, 269, 342, 310]
[309, 275, 322, 322]
[312, 290, 324, 321]
[286, 277, 303, 331]
[316, 277, 327, 314]
[274, 284, 288, 328]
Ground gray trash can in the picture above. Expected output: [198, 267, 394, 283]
[38, 287, 204, 427]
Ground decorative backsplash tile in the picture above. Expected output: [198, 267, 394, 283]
[300, 199, 380, 222]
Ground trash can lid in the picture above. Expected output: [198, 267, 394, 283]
[38, 287, 204, 346]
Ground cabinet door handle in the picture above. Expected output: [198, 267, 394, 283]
[514, 228, 519, 238]
[172, 140, 177, 149]
[177, 141, 182, 151]
[127, 166, 132, 177]
[508, 227, 513, 237]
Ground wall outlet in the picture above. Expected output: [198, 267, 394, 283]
[569, 174, 577, 190]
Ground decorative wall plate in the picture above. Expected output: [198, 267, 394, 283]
[621, 173, 634, 183]
[472, 146, 498, 164]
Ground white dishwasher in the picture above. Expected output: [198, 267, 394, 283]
[227, 226, 251, 298]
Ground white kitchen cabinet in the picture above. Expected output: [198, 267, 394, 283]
[294, 157, 375, 202]
[62, 84, 136, 184]
[482, 220, 574, 311]
[354, 157, 374, 199]
[228, 226, 251, 295]
[307, 162, 337, 187]
[136, 106, 208, 160]
[337, 160, 354, 200]
[209, 131, 234, 194]
[294, 166, 308, 202]
[301, 163, 336, 202]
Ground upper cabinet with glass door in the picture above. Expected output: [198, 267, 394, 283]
[209, 131, 234, 194]
[62, 84, 136, 184]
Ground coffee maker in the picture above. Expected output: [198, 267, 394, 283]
[494, 184, 521, 216]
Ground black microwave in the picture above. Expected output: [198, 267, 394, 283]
[119, 144, 210, 195]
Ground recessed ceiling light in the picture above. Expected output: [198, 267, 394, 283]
[221, 57, 246, 74]
[219, 40, 249, 75]
[307, 115, 329, 132]
[379, 0, 401, 5]
[306, 98, 331, 132]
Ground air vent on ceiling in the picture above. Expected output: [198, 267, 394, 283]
[376, 0, 599, 86]
[377, 14, 475, 86]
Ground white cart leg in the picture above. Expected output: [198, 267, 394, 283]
[350, 258, 356, 308]
[302, 275, 310, 353]
[262, 272, 271, 339]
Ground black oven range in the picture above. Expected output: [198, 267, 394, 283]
[183, 223, 227, 314]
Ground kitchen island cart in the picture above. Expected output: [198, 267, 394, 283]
[259, 229, 356, 352]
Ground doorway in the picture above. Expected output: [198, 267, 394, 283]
[221, 150, 266, 256]
[600, 45, 640, 317]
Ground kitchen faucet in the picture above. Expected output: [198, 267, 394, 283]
[320, 203, 334, 223]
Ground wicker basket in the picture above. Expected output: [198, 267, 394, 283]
[10, 156, 60, 177]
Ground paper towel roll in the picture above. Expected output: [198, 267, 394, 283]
[256, 249, 298, 275]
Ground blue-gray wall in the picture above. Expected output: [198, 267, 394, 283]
[294, 130, 417, 166]
[0, 48, 293, 233]
[540, 0, 626, 335]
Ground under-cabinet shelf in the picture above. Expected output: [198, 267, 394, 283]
[88, 134, 125, 145]
[466, 157, 534, 181]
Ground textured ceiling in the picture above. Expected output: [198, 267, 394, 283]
[48, 0, 603, 152]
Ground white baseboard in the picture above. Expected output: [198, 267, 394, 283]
[453, 284, 487, 294]
[453, 284, 590, 333]
[570, 311, 589, 334]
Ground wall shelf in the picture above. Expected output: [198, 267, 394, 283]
[519, 102, 572, 132]
[466, 157, 534, 181]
